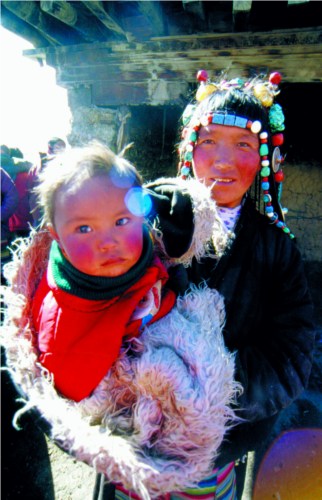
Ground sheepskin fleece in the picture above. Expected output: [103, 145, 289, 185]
[1, 180, 240, 499]
[148, 177, 228, 263]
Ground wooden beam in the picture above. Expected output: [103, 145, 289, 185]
[40, 1, 77, 25]
[137, 1, 165, 37]
[34, 28, 321, 107]
[232, 1, 252, 13]
[2, 0, 83, 46]
[0, 5, 52, 48]
[288, 0, 310, 4]
[81, 1, 132, 42]
[232, 0, 252, 32]
[40, 0, 111, 42]
[182, 0, 205, 21]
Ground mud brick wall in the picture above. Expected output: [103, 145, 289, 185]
[283, 161, 321, 261]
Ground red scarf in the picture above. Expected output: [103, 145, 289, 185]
[33, 256, 176, 401]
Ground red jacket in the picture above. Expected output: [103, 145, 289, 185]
[32, 256, 176, 401]
[9, 171, 33, 232]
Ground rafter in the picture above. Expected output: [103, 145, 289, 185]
[182, 0, 205, 21]
[81, 1, 131, 42]
[2, 0, 82, 46]
[137, 1, 165, 37]
[40, 1, 112, 42]
[1, 5, 52, 47]
[232, 0, 252, 31]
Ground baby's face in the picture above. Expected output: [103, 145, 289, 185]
[49, 176, 144, 277]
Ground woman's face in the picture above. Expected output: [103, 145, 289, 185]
[193, 124, 261, 207]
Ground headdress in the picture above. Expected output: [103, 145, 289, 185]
[178, 70, 294, 238]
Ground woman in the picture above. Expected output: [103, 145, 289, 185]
[143, 70, 315, 499]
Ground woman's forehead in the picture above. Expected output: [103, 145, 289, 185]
[199, 124, 259, 139]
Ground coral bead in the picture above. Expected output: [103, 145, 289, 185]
[197, 70, 208, 82]
[272, 133, 284, 146]
[274, 170, 285, 183]
[269, 72, 282, 85]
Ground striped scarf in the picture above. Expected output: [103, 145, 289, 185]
[114, 462, 237, 500]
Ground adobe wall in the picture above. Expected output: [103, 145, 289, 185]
[282, 160, 321, 261]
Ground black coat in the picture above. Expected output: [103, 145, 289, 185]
[148, 183, 315, 466]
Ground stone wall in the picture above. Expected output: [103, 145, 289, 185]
[282, 160, 321, 262]
[67, 105, 118, 149]
[67, 103, 181, 179]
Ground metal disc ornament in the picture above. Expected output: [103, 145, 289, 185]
[272, 147, 282, 173]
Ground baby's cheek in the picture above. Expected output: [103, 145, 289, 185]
[127, 231, 144, 255]
[68, 244, 94, 266]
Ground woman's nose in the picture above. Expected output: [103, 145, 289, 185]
[212, 145, 234, 169]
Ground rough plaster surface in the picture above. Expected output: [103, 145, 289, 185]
[282, 160, 321, 261]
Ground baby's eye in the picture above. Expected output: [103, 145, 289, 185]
[77, 225, 92, 234]
[116, 217, 130, 227]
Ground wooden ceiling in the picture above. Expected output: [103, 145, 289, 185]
[2, 1, 322, 106]
[2, 1, 321, 47]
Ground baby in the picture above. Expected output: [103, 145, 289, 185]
[32, 142, 176, 401]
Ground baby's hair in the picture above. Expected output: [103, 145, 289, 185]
[36, 141, 143, 227]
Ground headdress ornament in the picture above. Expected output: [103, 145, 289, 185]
[178, 70, 294, 238]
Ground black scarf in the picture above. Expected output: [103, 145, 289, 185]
[49, 227, 153, 301]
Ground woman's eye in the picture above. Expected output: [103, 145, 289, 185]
[77, 225, 92, 234]
[238, 140, 257, 149]
[116, 217, 130, 227]
[200, 138, 215, 145]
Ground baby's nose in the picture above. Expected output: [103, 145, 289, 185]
[98, 233, 117, 251]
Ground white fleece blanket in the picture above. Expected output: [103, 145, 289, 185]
[1, 179, 240, 498]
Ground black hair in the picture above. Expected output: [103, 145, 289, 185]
[194, 87, 270, 132]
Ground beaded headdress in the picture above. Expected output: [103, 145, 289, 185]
[178, 70, 294, 238]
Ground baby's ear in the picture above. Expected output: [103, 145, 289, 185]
[47, 223, 59, 243]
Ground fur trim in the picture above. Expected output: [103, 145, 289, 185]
[148, 177, 227, 267]
[1, 232, 241, 498]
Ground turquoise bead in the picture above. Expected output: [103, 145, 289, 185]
[261, 166, 270, 177]
[261, 181, 270, 190]
[184, 151, 193, 161]
[259, 144, 269, 156]
[189, 131, 198, 142]
[181, 166, 190, 176]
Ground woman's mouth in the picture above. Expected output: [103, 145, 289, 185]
[211, 178, 234, 185]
